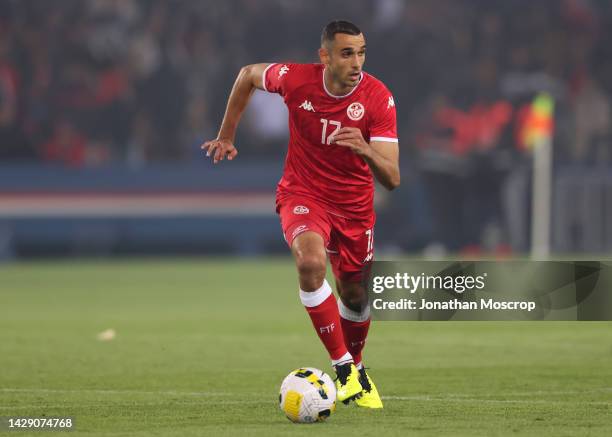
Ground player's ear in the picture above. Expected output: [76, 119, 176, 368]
[318, 47, 330, 65]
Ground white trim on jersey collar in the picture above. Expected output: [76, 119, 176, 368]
[322, 67, 364, 99]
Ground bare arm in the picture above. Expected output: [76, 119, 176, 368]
[363, 140, 400, 190]
[331, 128, 400, 190]
[201, 63, 271, 163]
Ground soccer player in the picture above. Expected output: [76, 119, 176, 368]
[202, 20, 399, 408]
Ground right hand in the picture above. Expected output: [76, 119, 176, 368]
[201, 138, 238, 164]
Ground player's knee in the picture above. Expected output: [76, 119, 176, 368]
[292, 232, 327, 290]
[295, 253, 326, 281]
[339, 284, 368, 312]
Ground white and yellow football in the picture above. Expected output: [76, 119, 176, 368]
[279, 367, 336, 423]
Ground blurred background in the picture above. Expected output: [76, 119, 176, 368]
[0, 0, 611, 259]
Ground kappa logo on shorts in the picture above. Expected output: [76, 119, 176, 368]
[293, 205, 309, 215]
[291, 225, 308, 239]
[347, 102, 365, 121]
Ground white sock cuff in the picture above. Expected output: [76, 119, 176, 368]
[299, 279, 332, 308]
[331, 351, 353, 367]
[337, 297, 370, 322]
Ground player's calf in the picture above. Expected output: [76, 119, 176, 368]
[293, 232, 354, 375]
[337, 282, 370, 368]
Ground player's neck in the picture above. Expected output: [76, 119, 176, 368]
[323, 68, 356, 97]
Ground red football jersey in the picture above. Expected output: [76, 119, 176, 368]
[263, 63, 398, 220]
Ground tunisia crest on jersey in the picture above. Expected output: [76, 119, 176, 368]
[347, 102, 365, 121]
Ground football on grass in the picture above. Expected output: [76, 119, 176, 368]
[279, 367, 336, 423]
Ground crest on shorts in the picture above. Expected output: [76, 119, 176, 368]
[347, 102, 365, 121]
[293, 205, 309, 215]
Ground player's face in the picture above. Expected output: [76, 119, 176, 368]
[322, 33, 366, 89]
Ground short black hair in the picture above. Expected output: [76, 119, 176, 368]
[321, 20, 362, 46]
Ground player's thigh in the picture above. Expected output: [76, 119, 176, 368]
[277, 196, 332, 270]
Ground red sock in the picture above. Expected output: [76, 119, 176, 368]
[300, 280, 351, 364]
[338, 298, 371, 367]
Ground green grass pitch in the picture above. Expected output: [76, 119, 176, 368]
[1, 258, 611, 436]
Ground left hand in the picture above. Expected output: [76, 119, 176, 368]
[330, 127, 372, 157]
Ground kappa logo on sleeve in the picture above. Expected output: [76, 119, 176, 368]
[279, 65, 289, 78]
[293, 205, 310, 214]
[387, 96, 395, 109]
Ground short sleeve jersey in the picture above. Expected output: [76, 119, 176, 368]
[263, 63, 397, 220]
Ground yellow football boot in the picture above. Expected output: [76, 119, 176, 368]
[354, 367, 383, 409]
[334, 363, 363, 403]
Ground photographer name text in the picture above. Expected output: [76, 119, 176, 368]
[372, 298, 537, 312]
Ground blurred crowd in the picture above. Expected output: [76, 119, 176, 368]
[0, 0, 366, 165]
[1, 0, 610, 166]
[1, 0, 611, 252]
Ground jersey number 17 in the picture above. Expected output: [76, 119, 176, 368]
[320, 118, 341, 145]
